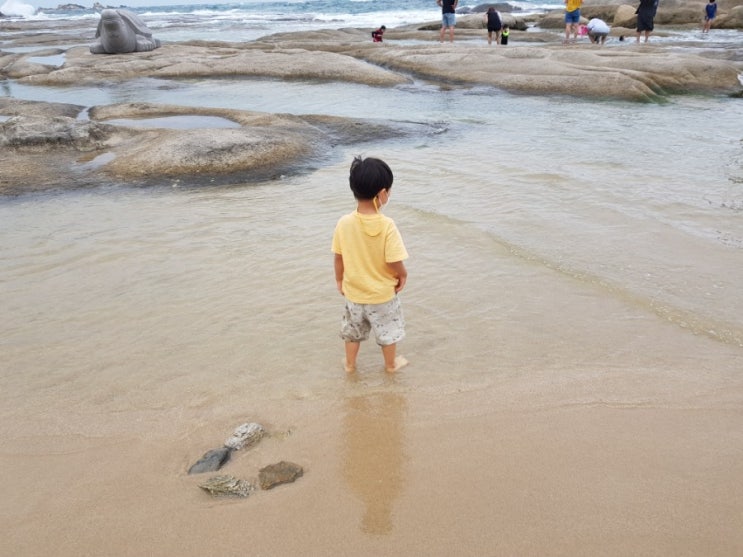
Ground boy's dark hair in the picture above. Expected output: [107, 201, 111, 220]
[349, 156, 393, 200]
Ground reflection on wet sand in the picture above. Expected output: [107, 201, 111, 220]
[342, 387, 407, 535]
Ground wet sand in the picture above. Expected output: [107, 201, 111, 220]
[3, 380, 742, 556]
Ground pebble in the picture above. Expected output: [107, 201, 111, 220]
[259, 461, 304, 490]
[187, 447, 232, 475]
[199, 475, 254, 498]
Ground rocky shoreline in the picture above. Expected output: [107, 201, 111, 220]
[1, 1, 742, 194]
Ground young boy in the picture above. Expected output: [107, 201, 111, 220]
[331, 156, 409, 373]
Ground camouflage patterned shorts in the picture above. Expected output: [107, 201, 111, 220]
[340, 296, 405, 346]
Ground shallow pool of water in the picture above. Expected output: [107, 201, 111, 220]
[103, 115, 242, 129]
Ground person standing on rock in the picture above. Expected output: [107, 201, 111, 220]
[437, 0, 458, 43]
[703, 0, 717, 32]
[484, 7, 502, 46]
[636, 0, 657, 42]
[564, 0, 583, 43]
[332, 156, 409, 374]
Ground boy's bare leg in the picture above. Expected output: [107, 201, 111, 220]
[344, 341, 360, 373]
[381, 344, 408, 373]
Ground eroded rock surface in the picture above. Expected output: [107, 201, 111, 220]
[2, 7, 742, 194]
[1, 99, 434, 193]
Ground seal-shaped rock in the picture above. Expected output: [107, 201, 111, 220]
[258, 461, 304, 490]
[90, 9, 161, 54]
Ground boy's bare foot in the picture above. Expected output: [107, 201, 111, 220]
[343, 358, 356, 373]
[385, 356, 408, 373]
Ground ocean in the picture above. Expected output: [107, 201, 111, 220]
[2, 0, 564, 41]
[2, 3, 743, 555]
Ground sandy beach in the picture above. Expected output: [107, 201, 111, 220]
[2, 4, 743, 555]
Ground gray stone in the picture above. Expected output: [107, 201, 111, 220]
[0, 115, 112, 149]
[259, 461, 304, 490]
[471, 3, 521, 13]
[199, 475, 254, 498]
[187, 447, 232, 474]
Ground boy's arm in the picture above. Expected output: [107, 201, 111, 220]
[334, 253, 344, 295]
[388, 261, 407, 293]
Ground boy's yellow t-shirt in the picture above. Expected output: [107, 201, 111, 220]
[332, 211, 408, 305]
[566, 0, 582, 11]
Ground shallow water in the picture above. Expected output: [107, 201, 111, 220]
[103, 114, 242, 129]
[26, 53, 66, 66]
[2, 82, 742, 416]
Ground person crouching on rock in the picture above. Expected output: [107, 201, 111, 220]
[372, 25, 386, 42]
[586, 17, 610, 44]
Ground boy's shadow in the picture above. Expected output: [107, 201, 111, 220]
[342, 388, 407, 535]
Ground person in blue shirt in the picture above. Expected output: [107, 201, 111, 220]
[703, 0, 717, 33]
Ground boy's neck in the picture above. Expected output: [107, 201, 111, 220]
[356, 199, 378, 215]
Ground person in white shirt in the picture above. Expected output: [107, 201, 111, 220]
[586, 17, 610, 44]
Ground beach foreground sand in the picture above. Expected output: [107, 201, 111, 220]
[3, 378, 743, 556]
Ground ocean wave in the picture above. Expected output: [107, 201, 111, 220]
[5, 0, 564, 23]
